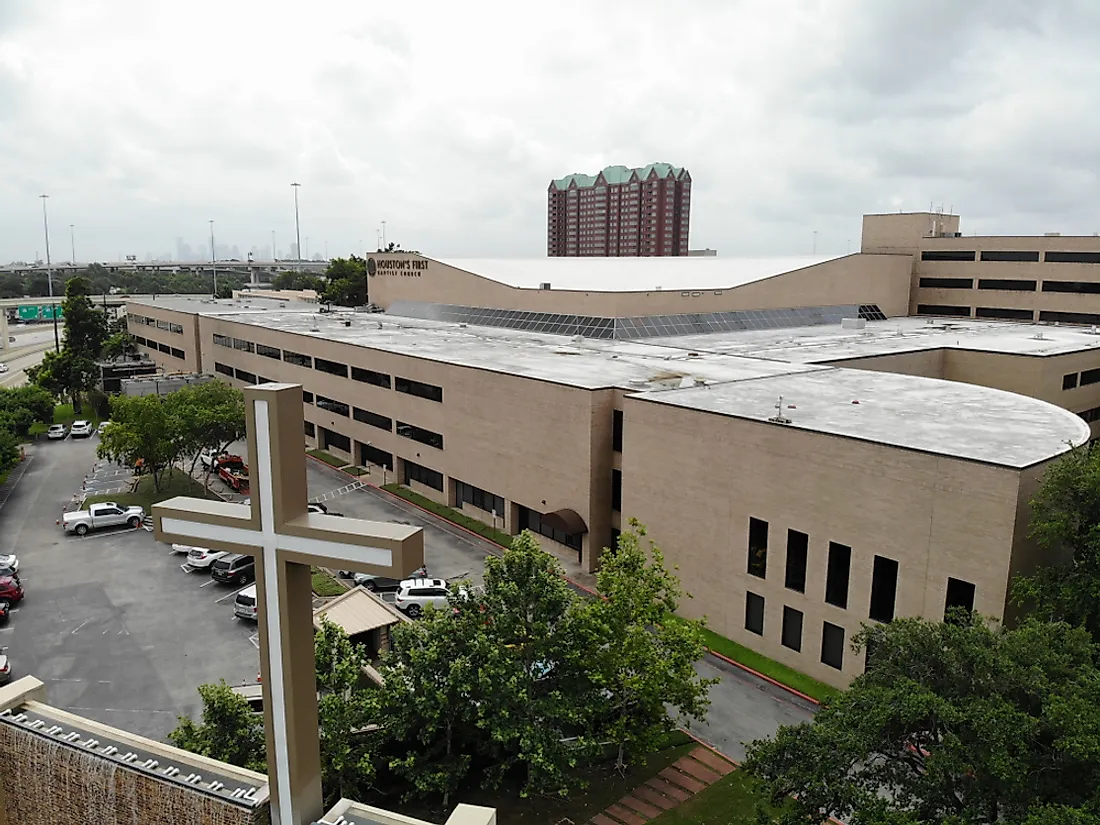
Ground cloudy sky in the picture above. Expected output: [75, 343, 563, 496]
[1, 0, 1098, 264]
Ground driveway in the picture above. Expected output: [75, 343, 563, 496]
[302, 459, 817, 758]
[0, 437, 259, 740]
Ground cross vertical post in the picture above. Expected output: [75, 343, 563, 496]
[153, 383, 424, 825]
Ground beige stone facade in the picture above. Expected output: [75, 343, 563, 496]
[125, 213, 1100, 688]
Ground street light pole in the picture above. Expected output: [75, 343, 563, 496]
[381, 220, 387, 250]
[40, 195, 59, 352]
[291, 182, 302, 271]
[70, 224, 76, 265]
[272, 230, 276, 262]
[209, 220, 218, 297]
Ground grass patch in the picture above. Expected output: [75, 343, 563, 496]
[699, 626, 841, 704]
[311, 567, 348, 597]
[0, 466, 10, 488]
[307, 448, 349, 468]
[343, 465, 369, 476]
[648, 769, 785, 825]
[382, 483, 513, 548]
[82, 468, 218, 512]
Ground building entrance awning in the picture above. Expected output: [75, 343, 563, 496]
[542, 508, 588, 535]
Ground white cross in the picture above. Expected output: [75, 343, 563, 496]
[153, 383, 424, 825]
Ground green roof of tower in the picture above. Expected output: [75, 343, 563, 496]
[549, 163, 687, 190]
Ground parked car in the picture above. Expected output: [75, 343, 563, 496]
[394, 578, 450, 618]
[0, 575, 24, 605]
[69, 420, 93, 438]
[0, 601, 10, 624]
[97, 421, 110, 435]
[233, 584, 258, 621]
[211, 553, 255, 585]
[340, 564, 427, 592]
[46, 424, 67, 440]
[0, 363, 7, 373]
[0, 554, 19, 575]
[63, 502, 145, 535]
[183, 546, 227, 570]
[0, 647, 12, 685]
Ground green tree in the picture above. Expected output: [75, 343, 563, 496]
[272, 271, 324, 292]
[1013, 445, 1100, 637]
[27, 348, 98, 411]
[0, 386, 54, 437]
[470, 531, 601, 797]
[0, 427, 19, 474]
[61, 276, 108, 357]
[166, 381, 246, 488]
[378, 589, 482, 807]
[0, 272, 22, 298]
[743, 615, 1100, 825]
[97, 393, 185, 490]
[314, 619, 379, 807]
[587, 521, 714, 771]
[167, 680, 266, 772]
[320, 256, 367, 306]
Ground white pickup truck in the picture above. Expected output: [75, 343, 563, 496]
[63, 502, 146, 536]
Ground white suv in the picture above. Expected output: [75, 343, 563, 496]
[70, 420, 93, 438]
[184, 546, 227, 570]
[394, 578, 450, 618]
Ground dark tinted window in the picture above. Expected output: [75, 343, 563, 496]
[256, 343, 281, 359]
[396, 421, 443, 450]
[283, 350, 312, 368]
[455, 480, 504, 516]
[980, 250, 1039, 262]
[235, 368, 257, 384]
[1081, 368, 1100, 386]
[821, 622, 845, 669]
[351, 367, 391, 388]
[353, 407, 392, 431]
[747, 517, 768, 578]
[1039, 310, 1100, 325]
[916, 304, 971, 317]
[395, 377, 443, 402]
[977, 279, 1036, 291]
[781, 607, 803, 651]
[304, 421, 316, 437]
[918, 277, 973, 289]
[314, 357, 348, 378]
[360, 443, 394, 470]
[945, 577, 976, 620]
[321, 428, 351, 453]
[316, 395, 350, 417]
[921, 250, 975, 262]
[404, 459, 443, 491]
[1040, 281, 1100, 294]
[1045, 251, 1100, 264]
[612, 410, 623, 452]
[784, 530, 808, 593]
[868, 555, 899, 622]
[1064, 373, 1079, 390]
[745, 592, 764, 636]
[214, 362, 233, 377]
[974, 307, 1034, 320]
[825, 542, 851, 608]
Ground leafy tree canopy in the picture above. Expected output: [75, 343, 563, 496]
[96, 393, 186, 491]
[321, 256, 368, 307]
[167, 680, 266, 773]
[743, 614, 1100, 825]
[272, 271, 324, 292]
[1014, 445, 1100, 637]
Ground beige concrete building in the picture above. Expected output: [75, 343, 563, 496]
[127, 211, 1100, 688]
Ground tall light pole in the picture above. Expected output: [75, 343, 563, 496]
[40, 195, 60, 352]
[291, 182, 302, 271]
[209, 220, 218, 297]
[381, 220, 387, 250]
[69, 224, 76, 265]
[271, 230, 276, 262]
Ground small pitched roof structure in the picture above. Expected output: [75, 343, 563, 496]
[313, 586, 407, 637]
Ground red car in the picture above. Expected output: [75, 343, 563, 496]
[0, 575, 25, 605]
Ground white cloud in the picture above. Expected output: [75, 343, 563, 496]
[1, 0, 1098, 263]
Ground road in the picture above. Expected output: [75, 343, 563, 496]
[0, 329, 55, 388]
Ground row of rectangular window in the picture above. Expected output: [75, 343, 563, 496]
[455, 479, 504, 517]
[918, 277, 1100, 293]
[1065, 369, 1100, 391]
[396, 421, 443, 450]
[136, 338, 185, 360]
[922, 250, 1100, 264]
[748, 518, 893, 621]
[517, 504, 582, 551]
[917, 305, 1100, 325]
[1079, 405, 1100, 423]
[211, 335, 442, 402]
[130, 315, 184, 334]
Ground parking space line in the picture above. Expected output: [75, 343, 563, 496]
[71, 619, 91, 634]
[198, 578, 217, 588]
[248, 634, 260, 649]
[215, 583, 253, 603]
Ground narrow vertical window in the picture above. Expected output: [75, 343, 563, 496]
[747, 518, 768, 579]
[825, 542, 851, 608]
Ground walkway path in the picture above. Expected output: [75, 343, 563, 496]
[590, 746, 735, 825]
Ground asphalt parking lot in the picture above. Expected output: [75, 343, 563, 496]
[0, 437, 260, 741]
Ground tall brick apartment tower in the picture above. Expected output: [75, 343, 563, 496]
[547, 163, 691, 257]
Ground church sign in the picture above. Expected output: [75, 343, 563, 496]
[367, 257, 429, 277]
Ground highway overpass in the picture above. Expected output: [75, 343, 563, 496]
[0, 260, 329, 278]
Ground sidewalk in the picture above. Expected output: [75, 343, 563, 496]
[0, 450, 34, 514]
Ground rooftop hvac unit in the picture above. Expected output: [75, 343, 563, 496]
[540, 282, 551, 290]
[841, 318, 867, 330]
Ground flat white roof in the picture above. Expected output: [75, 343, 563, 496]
[434, 255, 840, 293]
[159, 304, 1089, 469]
[634, 369, 1087, 469]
